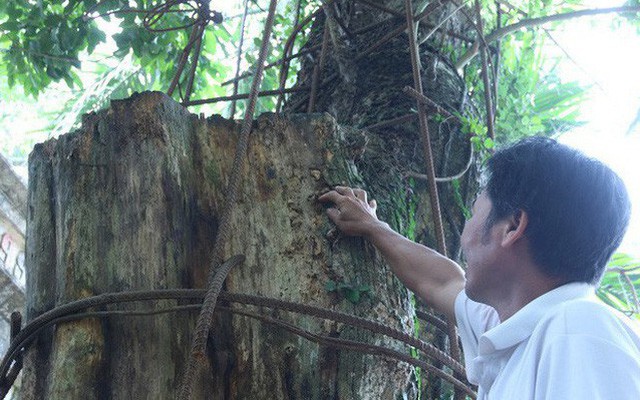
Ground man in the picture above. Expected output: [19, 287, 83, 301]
[318, 137, 640, 399]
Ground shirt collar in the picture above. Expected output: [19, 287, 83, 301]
[478, 282, 595, 355]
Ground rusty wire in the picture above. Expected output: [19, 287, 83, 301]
[229, 0, 251, 118]
[275, 6, 329, 112]
[0, 284, 475, 399]
[178, 254, 245, 399]
[403, 2, 466, 398]
[178, 0, 280, 398]
[5, 1, 491, 397]
[473, 0, 496, 140]
[307, 18, 331, 113]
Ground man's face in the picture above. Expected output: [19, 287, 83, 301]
[460, 191, 505, 303]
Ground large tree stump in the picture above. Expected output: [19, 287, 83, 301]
[23, 92, 417, 399]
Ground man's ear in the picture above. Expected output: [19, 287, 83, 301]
[501, 209, 528, 247]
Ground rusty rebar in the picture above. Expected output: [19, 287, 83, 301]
[179, 0, 279, 396]
[183, 87, 309, 106]
[0, 312, 22, 398]
[167, 23, 201, 96]
[354, 0, 445, 61]
[404, 0, 447, 255]
[403, 3, 465, 399]
[230, 0, 251, 118]
[308, 19, 331, 113]
[183, 22, 206, 102]
[223, 306, 476, 397]
[178, 255, 245, 399]
[474, 0, 496, 139]
[403, 86, 459, 120]
[221, 45, 322, 87]
[415, 309, 448, 332]
[276, 6, 327, 112]
[0, 287, 473, 390]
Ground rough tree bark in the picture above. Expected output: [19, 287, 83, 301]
[23, 92, 420, 399]
[284, 1, 478, 397]
[286, 0, 476, 260]
[22, 2, 480, 399]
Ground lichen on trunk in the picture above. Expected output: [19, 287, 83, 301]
[24, 92, 422, 399]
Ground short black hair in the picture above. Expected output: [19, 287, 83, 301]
[484, 136, 631, 284]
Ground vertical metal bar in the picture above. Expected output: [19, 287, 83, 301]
[404, 2, 464, 398]
[184, 22, 206, 103]
[308, 18, 330, 113]
[404, 0, 447, 255]
[167, 24, 201, 97]
[230, 0, 251, 118]
[178, 0, 279, 398]
[475, 0, 496, 139]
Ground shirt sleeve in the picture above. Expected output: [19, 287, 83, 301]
[535, 333, 640, 399]
[454, 290, 500, 383]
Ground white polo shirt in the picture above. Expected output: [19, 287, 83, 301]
[454, 282, 640, 399]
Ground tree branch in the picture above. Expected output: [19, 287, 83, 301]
[456, 5, 640, 70]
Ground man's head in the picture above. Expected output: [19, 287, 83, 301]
[482, 136, 631, 285]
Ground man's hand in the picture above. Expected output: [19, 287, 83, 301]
[318, 185, 465, 320]
[318, 186, 383, 237]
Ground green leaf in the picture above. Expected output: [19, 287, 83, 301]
[0, 21, 21, 31]
[483, 138, 494, 149]
[86, 25, 106, 54]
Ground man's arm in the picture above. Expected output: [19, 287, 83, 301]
[318, 186, 465, 320]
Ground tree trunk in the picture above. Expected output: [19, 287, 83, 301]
[21, 2, 480, 399]
[285, 2, 478, 398]
[285, 0, 477, 260]
[23, 92, 419, 399]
